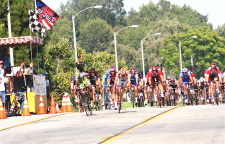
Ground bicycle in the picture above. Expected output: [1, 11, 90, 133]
[168, 86, 177, 106]
[117, 83, 126, 113]
[128, 85, 135, 108]
[77, 88, 92, 116]
[92, 85, 101, 111]
[182, 82, 192, 105]
[7, 93, 23, 117]
[152, 82, 162, 108]
[137, 88, 145, 107]
[212, 81, 219, 105]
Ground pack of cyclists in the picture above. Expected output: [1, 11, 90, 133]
[71, 61, 225, 112]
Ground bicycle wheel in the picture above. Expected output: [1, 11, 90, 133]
[118, 102, 121, 113]
[129, 89, 135, 108]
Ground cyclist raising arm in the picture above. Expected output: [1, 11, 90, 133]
[71, 62, 91, 112]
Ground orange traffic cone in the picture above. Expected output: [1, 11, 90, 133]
[0, 98, 7, 119]
[37, 95, 46, 114]
[61, 94, 67, 113]
[66, 93, 73, 112]
[22, 97, 31, 116]
[49, 95, 57, 114]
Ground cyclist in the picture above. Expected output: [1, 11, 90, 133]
[102, 70, 110, 108]
[86, 68, 101, 104]
[179, 67, 193, 102]
[147, 65, 164, 106]
[157, 63, 166, 82]
[188, 69, 197, 84]
[167, 78, 179, 105]
[117, 67, 129, 101]
[138, 72, 148, 105]
[204, 63, 221, 101]
[127, 69, 139, 104]
[71, 61, 91, 112]
[107, 66, 118, 109]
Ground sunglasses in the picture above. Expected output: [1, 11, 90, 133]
[0, 63, 3, 65]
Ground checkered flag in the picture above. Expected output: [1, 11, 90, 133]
[29, 9, 41, 33]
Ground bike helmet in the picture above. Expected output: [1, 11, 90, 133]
[129, 68, 137, 73]
[75, 61, 84, 67]
[157, 63, 162, 68]
[210, 63, 217, 69]
[152, 65, 157, 71]
[138, 73, 143, 78]
[109, 66, 116, 72]
[182, 67, 188, 73]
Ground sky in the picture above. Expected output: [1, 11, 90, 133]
[43, 0, 225, 29]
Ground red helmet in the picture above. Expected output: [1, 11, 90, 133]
[129, 68, 137, 73]
[210, 63, 217, 69]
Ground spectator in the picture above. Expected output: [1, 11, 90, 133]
[13, 62, 33, 114]
[0, 60, 6, 108]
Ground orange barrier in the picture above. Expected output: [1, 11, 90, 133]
[22, 97, 31, 116]
[49, 95, 57, 114]
[37, 95, 46, 114]
[0, 98, 7, 119]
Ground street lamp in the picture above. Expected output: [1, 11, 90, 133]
[72, 5, 102, 63]
[141, 33, 161, 77]
[114, 25, 138, 71]
[179, 36, 197, 72]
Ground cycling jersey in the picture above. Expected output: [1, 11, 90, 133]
[117, 71, 128, 87]
[107, 73, 118, 85]
[88, 74, 100, 86]
[129, 73, 138, 86]
[102, 74, 108, 89]
[204, 68, 221, 81]
[73, 70, 90, 88]
[179, 72, 191, 85]
[146, 70, 163, 83]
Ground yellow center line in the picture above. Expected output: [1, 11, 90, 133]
[99, 106, 184, 144]
[0, 112, 76, 131]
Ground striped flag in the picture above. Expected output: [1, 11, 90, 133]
[36, 0, 59, 30]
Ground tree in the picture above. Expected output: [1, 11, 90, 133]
[79, 18, 113, 53]
[161, 27, 225, 78]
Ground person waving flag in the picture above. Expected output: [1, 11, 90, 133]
[36, 0, 59, 30]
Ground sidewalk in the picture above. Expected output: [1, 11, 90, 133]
[0, 113, 64, 130]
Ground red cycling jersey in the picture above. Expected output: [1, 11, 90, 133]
[146, 70, 163, 83]
[204, 68, 221, 81]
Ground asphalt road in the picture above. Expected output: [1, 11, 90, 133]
[0, 104, 224, 144]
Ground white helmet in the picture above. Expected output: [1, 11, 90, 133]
[182, 68, 188, 73]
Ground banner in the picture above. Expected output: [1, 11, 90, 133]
[33, 75, 46, 95]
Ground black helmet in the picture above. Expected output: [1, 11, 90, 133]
[157, 63, 162, 67]
[138, 73, 143, 78]
[75, 61, 84, 67]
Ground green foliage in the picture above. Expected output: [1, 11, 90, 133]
[79, 18, 113, 53]
[83, 51, 116, 75]
[161, 27, 225, 78]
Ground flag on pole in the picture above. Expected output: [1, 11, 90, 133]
[29, 9, 41, 33]
[36, 0, 59, 30]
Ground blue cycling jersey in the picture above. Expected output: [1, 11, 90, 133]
[179, 72, 191, 84]
[130, 74, 138, 85]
